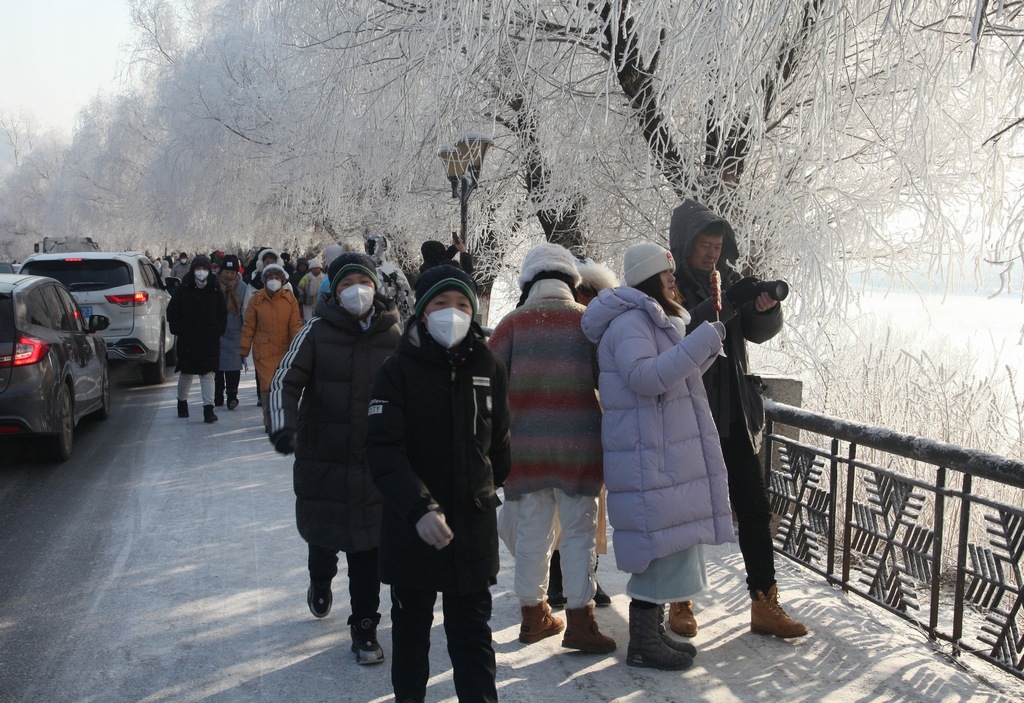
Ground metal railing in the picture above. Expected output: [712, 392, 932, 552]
[762, 400, 1024, 680]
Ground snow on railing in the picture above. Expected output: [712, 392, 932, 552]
[762, 400, 1024, 680]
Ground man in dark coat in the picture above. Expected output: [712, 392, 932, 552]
[670, 198, 808, 639]
[366, 265, 510, 703]
[167, 255, 228, 423]
[268, 252, 401, 665]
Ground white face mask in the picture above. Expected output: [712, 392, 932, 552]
[193, 269, 209, 282]
[426, 307, 472, 349]
[338, 284, 374, 317]
[265, 279, 282, 293]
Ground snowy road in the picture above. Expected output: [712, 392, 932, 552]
[0, 368, 1020, 702]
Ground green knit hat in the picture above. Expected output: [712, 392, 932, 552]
[413, 264, 478, 317]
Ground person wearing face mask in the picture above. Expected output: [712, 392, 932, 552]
[365, 265, 511, 703]
[167, 255, 228, 423]
[265, 252, 400, 664]
[215, 255, 252, 410]
[171, 252, 191, 280]
[240, 263, 302, 431]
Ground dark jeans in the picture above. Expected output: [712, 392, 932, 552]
[308, 544, 381, 622]
[390, 585, 496, 703]
[721, 423, 776, 595]
[214, 370, 240, 401]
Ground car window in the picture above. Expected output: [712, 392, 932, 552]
[24, 288, 58, 330]
[20, 259, 133, 291]
[0, 293, 15, 342]
[53, 285, 86, 333]
[140, 261, 161, 288]
[0, 262, 15, 274]
[40, 285, 75, 332]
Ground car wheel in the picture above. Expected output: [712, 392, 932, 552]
[40, 383, 74, 462]
[89, 367, 111, 421]
[141, 334, 166, 385]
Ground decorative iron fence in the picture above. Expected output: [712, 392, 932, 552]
[763, 400, 1024, 680]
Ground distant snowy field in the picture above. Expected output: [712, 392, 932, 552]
[850, 290, 1024, 392]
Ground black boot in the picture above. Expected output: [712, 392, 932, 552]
[203, 405, 218, 423]
[349, 616, 385, 665]
[547, 550, 566, 609]
[177, 400, 188, 418]
[626, 602, 692, 671]
[227, 395, 239, 410]
[594, 556, 611, 607]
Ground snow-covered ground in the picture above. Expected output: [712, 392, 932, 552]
[13, 372, 1016, 703]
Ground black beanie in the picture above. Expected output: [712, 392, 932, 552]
[220, 254, 240, 272]
[327, 252, 379, 292]
[190, 255, 212, 271]
[413, 264, 477, 317]
[421, 240, 447, 265]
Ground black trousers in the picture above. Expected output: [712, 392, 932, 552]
[390, 585, 496, 703]
[721, 423, 776, 595]
[308, 544, 381, 623]
[214, 370, 240, 401]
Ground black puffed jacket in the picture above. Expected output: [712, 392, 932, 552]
[366, 322, 511, 595]
[167, 273, 227, 375]
[269, 295, 401, 552]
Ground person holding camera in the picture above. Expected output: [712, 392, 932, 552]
[669, 198, 808, 639]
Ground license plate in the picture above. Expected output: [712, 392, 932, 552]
[80, 306, 92, 318]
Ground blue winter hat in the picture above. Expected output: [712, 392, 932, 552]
[327, 252, 379, 292]
[413, 264, 477, 318]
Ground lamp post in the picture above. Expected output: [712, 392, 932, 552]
[437, 133, 493, 250]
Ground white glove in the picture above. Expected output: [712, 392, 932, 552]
[415, 510, 454, 550]
[711, 321, 727, 340]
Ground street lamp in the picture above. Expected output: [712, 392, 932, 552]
[437, 133, 493, 250]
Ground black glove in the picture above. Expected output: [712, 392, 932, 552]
[724, 276, 759, 306]
[270, 429, 295, 455]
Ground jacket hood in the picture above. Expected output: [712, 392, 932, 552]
[581, 285, 678, 346]
[255, 248, 281, 273]
[669, 199, 740, 273]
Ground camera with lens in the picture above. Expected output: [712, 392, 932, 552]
[754, 279, 789, 302]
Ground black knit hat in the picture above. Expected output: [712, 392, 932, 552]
[220, 254, 240, 272]
[413, 264, 477, 317]
[327, 252, 379, 292]
[421, 240, 447, 265]
[190, 255, 212, 271]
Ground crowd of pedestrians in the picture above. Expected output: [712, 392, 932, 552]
[163, 208, 805, 702]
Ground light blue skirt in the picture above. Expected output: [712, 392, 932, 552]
[625, 545, 707, 604]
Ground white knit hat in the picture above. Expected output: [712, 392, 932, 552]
[622, 242, 675, 286]
[517, 242, 583, 290]
[307, 257, 322, 270]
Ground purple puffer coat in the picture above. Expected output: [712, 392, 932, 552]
[581, 286, 735, 574]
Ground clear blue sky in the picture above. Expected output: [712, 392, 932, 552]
[0, 1, 134, 135]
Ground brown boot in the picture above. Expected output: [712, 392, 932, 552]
[751, 585, 808, 638]
[562, 606, 616, 653]
[668, 601, 698, 637]
[519, 601, 565, 644]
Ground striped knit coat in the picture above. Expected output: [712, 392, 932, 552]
[488, 282, 604, 501]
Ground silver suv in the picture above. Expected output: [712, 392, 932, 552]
[19, 252, 177, 384]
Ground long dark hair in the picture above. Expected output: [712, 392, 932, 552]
[632, 274, 684, 318]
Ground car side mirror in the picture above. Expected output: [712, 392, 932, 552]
[164, 276, 181, 293]
[88, 314, 110, 333]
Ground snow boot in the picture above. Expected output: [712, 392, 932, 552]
[562, 606, 616, 653]
[547, 550, 566, 608]
[519, 601, 564, 644]
[668, 600, 698, 637]
[626, 603, 692, 671]
[593, 556, 611, 607]
[656, 605, 697, 657]
[177, 400, 189, 418]
[226, 395, 239, 411]
[307, 580, 332, 618]
[349, 616, 385, 665]
[203, 405, 218, 423]
[751, 585, 808, 638]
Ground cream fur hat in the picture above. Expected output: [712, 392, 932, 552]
[517, 242, 583, 290]
[623, 242, 675, 286]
